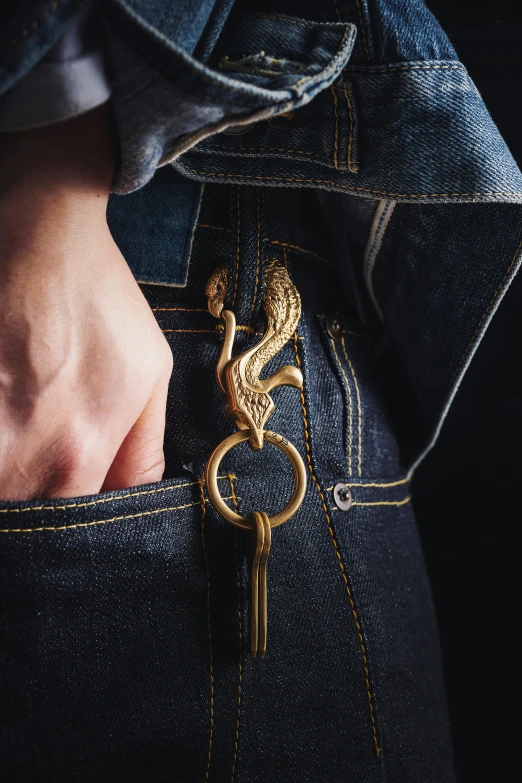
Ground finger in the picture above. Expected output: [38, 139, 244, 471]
[101, 375, 170, 492]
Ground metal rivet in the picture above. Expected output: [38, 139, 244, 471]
[333, 483, 353, 511]
[326, 313, 342, 340]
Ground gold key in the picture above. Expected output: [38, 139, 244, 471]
[249, 512, 271, 658]
[258, 512, 271, 658]
[249, 512, 265, 658]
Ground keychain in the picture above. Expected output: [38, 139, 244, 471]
[205, 260, 307, 658]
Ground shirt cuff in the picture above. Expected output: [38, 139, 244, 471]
[0, 51, 111, 132]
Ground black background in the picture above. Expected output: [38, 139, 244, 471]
[415, 2, 522, 780]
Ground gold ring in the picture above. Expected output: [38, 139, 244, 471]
[205, 430, 307, 529]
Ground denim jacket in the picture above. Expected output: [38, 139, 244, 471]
[1, 2, 521, 781]
[2, 0, 521, 472]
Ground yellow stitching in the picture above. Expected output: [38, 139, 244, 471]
[331, 496, 411, 509]
[292, 334, 381, 758]
[0, 501, 198, 533]
[343, 81, 359, 172]
[198, 223, 232, 232]
[354, 0, 371, 60]
[0, 496, 237, 533]
[199, 143, 329, 162]
[264, 239, 334, 268]
[452, 238, 522, 382]
[161, 326, 258, 335]
[151, 307, 208, 312]
[232, 186, 241, 308]
[11, 0, 67, 47]
[341, 336, 363, 477]
[0, 477, 235, 514]
[330, 337, 354, 477]
[326, 476, 409, 490]
[347, 63, 463, 73]
[332, 85, 340, 171]
[162, 329, 216, 333]
[200, 479, 215, 783]
[179, 165, 522, 199]
[355, 496, 411, 507]
[229, 476, 243, 783]
[248, 188, 261, 328]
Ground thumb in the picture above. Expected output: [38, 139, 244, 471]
[101, 376, 169, 492]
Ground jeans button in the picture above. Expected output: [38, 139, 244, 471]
[333, 483, 353, 511]
[326, 313, 342, 340]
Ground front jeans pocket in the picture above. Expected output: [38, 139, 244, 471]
[0, 476, 227, 782]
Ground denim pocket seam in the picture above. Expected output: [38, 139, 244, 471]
[329, 335, 356, 477]
[0, 494, 238, 534]
[292, 332, 381, 758]
[247, 187, 262, 328]
[232, 185, 241, 308]
[0, 476, 234, 514]
[10, 0, 69, 48]
[341, 335, 363, 477]
[178, 163, 522, 200]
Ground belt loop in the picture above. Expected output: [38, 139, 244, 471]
[228, 185, 265, 327]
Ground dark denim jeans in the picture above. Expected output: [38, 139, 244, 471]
[0, 177, 455, 782]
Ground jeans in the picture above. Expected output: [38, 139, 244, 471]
[0, 175, 455, 781]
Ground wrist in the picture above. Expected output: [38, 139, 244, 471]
[0, 105, 115, 210]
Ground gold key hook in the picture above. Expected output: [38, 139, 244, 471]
[206, 260, 303, 451]
[205, 260, 307, 659]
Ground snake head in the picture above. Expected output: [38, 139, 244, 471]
[205, 264, 229, 318]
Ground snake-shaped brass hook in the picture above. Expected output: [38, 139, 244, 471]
[205, 259, 303, 451]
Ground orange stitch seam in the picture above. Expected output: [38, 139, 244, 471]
[198, 144, 329, 162]
[232, 186, 241, 308]
[0, 501, 199, 533]
[199, 479, 215, 783]
[11, 0, 66, 47]
[343, 80, 359, 172]
[0, 496, 238, 533]
[248, 188, 261, 328]
[198, 223, 232, 232]
[178, 165, 522, 200]
[330, 337, 354, 476]
[229, 476, 244, 783]
[346, 63, 463, 74]
[331, 85, 340, 171]
[451, 238, 522, 382]
[355, 496, 410, 507]
[0, 476, 234, 514]
[331, 496, 411, 509]
[264, 239, 334, 268]
[292, 334, 380, 758]
[326, 476, 409, 490]
[341, 336, 363, 477]
[354, 0, 371, 60]
[161, 326, 257, 335]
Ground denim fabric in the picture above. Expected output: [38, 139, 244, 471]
[2, 0, 522, 780]
[0, 184, 455, 781]
[107, 167, 203, 286]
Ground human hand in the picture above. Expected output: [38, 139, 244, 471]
[0, 108, 173, 499]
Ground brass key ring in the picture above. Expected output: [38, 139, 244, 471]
[205, 430, 307, 529]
